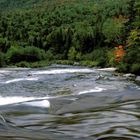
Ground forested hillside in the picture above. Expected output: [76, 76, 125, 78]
[0, 0, 139, 74]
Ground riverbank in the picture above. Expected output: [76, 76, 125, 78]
[1, 60, 101, 68]
[2, 60, 140, 84]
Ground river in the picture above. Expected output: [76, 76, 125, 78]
[0, 65, 140, 140]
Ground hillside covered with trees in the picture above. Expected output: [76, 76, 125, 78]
[0, 0, 139, 74]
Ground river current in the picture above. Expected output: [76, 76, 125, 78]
[0, 65, 140, 140]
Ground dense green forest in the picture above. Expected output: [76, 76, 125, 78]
[0, 0, 139, 74]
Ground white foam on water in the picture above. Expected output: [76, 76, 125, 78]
[23, 100, 50, 108]
[0, 96, 36, 106]
[1, 68, 30, 71]
[97, 67, 117, 72]
[0, 70, 11, 74]
[78, 87, 106, 95]
[0, 96, 50, 108]
[31, 68, 94, 75]
[4, 77, 39, 84]
[116, 110, 140, 116]
[6, 68, 30, 70]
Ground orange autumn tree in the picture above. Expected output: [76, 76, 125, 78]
[114, 45, 125, 62]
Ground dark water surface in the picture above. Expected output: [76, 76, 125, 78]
[0, 65, 140, 140]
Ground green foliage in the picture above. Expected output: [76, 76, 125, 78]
[81, 48, 108, 67]
[54, 60, 74, 66]
[124, 47, 140, 64]
[0, 37, 10, 53]
[130, 64, 140, 74]
[16, 61, 30, 67]
[120, 45, 140, 74]
[106, 49, 116, 66]
[0, 0, 139, 72]
[80, 61, 99, 67]
[127, 29, 140, 47]
[6, 46, 46, 63]
[0, 0, 46, 12]
[46, 26, 73, 59]
[68, 47, 77, 60]
[0, 52, 5, 67]
[117, 62, 129, 73]
[102, 18, 125, 44]
[119, 0, 140, 74]
[0, 0, 129, 52]
[15, 60, 50, 68]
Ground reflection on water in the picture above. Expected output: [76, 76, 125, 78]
[0, 65, 140, 140]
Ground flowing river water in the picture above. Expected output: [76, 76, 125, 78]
[0, 65, 140, 140]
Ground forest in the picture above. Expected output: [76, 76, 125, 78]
[0, 0, 139, 74]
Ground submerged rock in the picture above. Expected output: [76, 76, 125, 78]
[123, 73, 136, 80]
[96, 75, 110, 80]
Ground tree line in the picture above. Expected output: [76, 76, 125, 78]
[0, 0, 139, 74]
